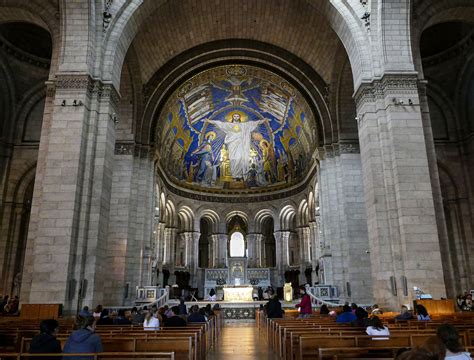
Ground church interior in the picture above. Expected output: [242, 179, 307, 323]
[0, 0, 473, 358]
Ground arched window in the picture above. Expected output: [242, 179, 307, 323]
[229, 231, 245, 257]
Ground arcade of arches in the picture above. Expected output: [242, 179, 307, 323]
[0, 0, 473, 314]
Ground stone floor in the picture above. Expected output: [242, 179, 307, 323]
[207, 322, 276, 360]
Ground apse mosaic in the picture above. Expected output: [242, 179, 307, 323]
[156, 65, 317, 192]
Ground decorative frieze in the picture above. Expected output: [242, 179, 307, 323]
[339, 142, 360, 154]
[354, 74, 419, 108]
[54, 74, 120, 107]
[115, 143, 135, 155]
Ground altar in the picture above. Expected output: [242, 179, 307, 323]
[223, 286, 254, 302]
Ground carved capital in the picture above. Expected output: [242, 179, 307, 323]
[354, 73, 419, 108]
[114, 142, 135, 155]
[55, 74, 94, 95]
[339, 142, 360, 154]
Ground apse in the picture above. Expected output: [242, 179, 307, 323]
[156, 64, 317, 194]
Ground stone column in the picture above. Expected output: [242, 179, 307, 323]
[255, 233, 264, 267]
[246, 233, 257, 267]
[216, 233, 227, 267]
[163, 227, 177, 266]
[355, 74, 447, 309]
[274, 230, 290, 284]
[318, 143, 372, 303]
[309, 221, 318, 284]
[21, 75, 118, 313]
[209, 234, 219, 268]
[297, 226, 311, 284]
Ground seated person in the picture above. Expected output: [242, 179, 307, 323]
[366, 316, 390, 340]
[143, 311, 159, 330]
[113, 309, 131, 325]
[437, 324, 472, 359]
[371, 304, 383, 315]
[96, 309, 113, 325]
[416, 304, 430, 321]
[187, 305, 207, 323]
[395, 305, 414, 320]
[78, 306, 91, 318]
[319, 304, 330, 315]
[336, 304, 357, 323]
[29, 319, 62, 358]
[131, 307, 145, 324]
[265, 294, 284, 318]
[164, 306, 187, 327]
[351, 307, 369, 327]
[207, 288, 217, 301]
[63, 315, 102, 360]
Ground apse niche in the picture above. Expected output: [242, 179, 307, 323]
[156, 65, 317, 194]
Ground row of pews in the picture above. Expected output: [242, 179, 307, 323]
[0, 310, 223, 360]
[259, 309, 474, 359]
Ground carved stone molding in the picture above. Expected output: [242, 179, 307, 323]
[92, 81, 120, 109]
[114, 143, 135, 155]
[45, 81, 56, 98]
[339, 142, 360, 154]
[354, 74, 419, 108]
[55, 74, 94, 93]
[316, 142, 360, 160]
[54, 75, 120, 106]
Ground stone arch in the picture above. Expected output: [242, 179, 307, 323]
[177, 206, 194, 232]
[456, 55, 474, 130]
[437, 161, 472, 296]
[138, 40, 332, 147]
[0, 1, 61, 77]
[165, 199, 176, 228]
[308, 191, 316, 222]
[100, 0, 371, 94]
[159, 192, 166, 222]
[199, 209, 220, 234]
[13, 83, 46, 144]
[0, 51, 15, 143]
[254, 209, 276, 233]
[297, 199, 309, 227]
[225, 211, 249, 230]
[0, 163, 36, 295]
[425, 81, 459, 140]
[279, 204, 297, 231]
[411, 0, 474, 77]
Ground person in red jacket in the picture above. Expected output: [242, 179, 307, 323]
[295, 287, 312, 318]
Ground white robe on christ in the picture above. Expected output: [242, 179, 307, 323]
[211, 120, 264, 179]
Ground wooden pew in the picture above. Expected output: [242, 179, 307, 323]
[0, 352, 175, 359]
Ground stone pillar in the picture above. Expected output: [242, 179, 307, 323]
[246, 233, 257, 267]
[255, 233, 264, 267]
[163, 227, 177, 266]
[355, 74, 447, 309]
[309, 221, 319, 284]
[216, 233, 227, 267]
[318, 143, 372, 303]
[274, 230, 290, 284]
[21, 75, 119, 313]
[209, 234, 219, 268]
[297, 226, 311, 284]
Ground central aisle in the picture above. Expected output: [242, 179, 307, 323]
[207, 322, 276, 360]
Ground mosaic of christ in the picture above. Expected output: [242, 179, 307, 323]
[156, 65, 317, 191]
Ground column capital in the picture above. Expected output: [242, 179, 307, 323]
[51, 74, 121, 108]
[354, 73, 419, 108]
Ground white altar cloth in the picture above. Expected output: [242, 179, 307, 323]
[223, 286, 253, 301]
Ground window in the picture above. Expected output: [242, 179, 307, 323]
[230, 231, 245, 257]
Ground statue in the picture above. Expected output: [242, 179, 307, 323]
[284, 282, 293, 302]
